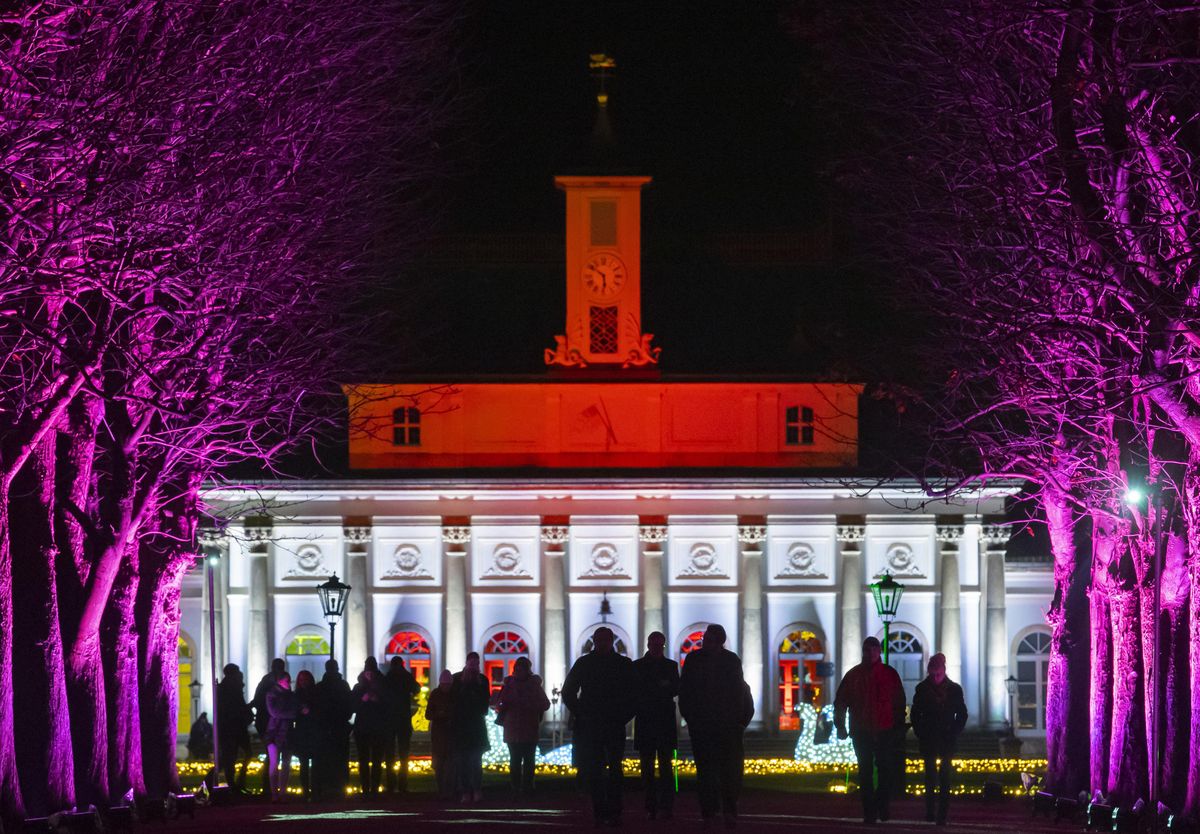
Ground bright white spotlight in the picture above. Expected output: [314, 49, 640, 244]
[1124, 487, 1145, 506]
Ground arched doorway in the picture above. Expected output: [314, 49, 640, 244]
[576, 623, 632, 659]
[384, 627, 434, 732]
[282, 626, 331, 680]
[878, 625, 925, 703]
[482, 627, 530, 690]
[677, 624, 708, 668]
[178, 635, 194, 736]
[1012, 628, 1051, 733]
[776, 625, 826, 731]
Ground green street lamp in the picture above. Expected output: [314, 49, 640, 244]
[871, 572, 905, 665]
[316, 574, 351, 663]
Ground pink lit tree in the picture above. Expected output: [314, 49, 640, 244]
[796, 0, 1200, 809]
[0, 0, 457, 819]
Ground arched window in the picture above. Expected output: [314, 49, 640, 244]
[576, 623, 632, 659]
[777, 625, 826, 730]
[178, 635, 194, 736]
[1013, 628, 1052, 732]
[283, 626, 331, 681]
[384, 626, 434, 732]
[677, 625, 707, 668]
[483, 627, 530, 690]
[878, 625, 925, 703]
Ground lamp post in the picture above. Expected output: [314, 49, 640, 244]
[202, 545, 222, 787]
[1004, 674, 1018, 734]
[870, 572, 905, 665]
[316, 574, 351, 663]
[599, 591, 612, 624]
[188, 679, 202, 729]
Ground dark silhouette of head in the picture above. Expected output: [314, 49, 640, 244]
[647, 631, 666, 657]
[270, 657, 286, 674]
[702, 624, 727, 651]
[223, 663, 240, 678]
[296, 669, 316, 689]
[862, 636, 882, 665]
[464, 651, 481, 676]
[592, 627, 615, 654]
[928, 652, 947, 684]
[364, 656, 379, 673]
[514, 656, 532, 680]
[325, 659, 340, 674]
[390, 656, 406, 672]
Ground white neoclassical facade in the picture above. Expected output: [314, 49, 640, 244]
[180, 480, 1054, 746]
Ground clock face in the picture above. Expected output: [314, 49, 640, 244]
[583, 252, 627, 297]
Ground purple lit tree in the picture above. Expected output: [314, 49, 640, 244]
[796, 0, 1200, 810]
[0, 0, 457, 819]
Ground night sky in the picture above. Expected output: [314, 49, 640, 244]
[377, 3, 894, 381]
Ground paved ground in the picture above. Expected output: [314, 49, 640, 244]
[158, 787, 1065, 833]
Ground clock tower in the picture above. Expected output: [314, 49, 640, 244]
[545, 55, 660, 369]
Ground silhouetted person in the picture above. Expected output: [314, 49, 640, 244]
[352, 658, 389, 797]
[216, 664, 253, 792]
[384, 656, 421, 795]
[492, 656, 551, 795]
[451, 652, 492, 803]
[427, 669, 456, 799]
[316, 659, 353, 799]
[834, 636, 906, 824]
[678, 624, 752, 828]
[253, 658, 287, 796]
[265, 672, 301, 803]
[562, 626, 636, 828]
[187, 712, 213, 761]
[292, 670, 320, 800]
[911, 653, 967, 825]
[632, 631, 679, 820]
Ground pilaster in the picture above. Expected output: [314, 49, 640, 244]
[936, 523, 963, 685]
[982, 523, 1009, 729]
[738, 524, 766, 730]
[442, 523, 471, 671]
[837, 523, 865, 679]
[540, 524, 569, 701]
[638, 523, 668, 646]
[244, 522, 273, 689]
[343, 525, 371, 673]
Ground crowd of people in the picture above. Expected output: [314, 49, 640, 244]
[202, 626, 968, 828]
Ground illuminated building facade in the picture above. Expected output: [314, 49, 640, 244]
[183, 166, 1054, 749]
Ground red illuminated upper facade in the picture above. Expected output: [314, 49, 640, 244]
[346, 170, 862, 471]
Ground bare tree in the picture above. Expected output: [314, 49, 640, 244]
[0, 0, 458, 818]
[796, 0, 1200, 807]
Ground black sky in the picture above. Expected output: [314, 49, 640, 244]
[369, 3, 903, 380]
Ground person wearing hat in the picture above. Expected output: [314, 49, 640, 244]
[910, 653, 967, 825]
[833, 636, 906, 824]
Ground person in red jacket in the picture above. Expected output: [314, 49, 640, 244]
[491, 656, 551, 795]
[834, 636, 907, 824]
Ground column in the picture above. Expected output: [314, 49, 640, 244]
[343, 525, 371, 673]
[245, 522, 273, 690]
[197, 528, 228, 716]
[738, 523, 766, 731]
[638, 523, 667, 646]
[540, 524, 569, 714]
[837, 523, 865, 679]
[936, 522, 963, 685]
[982, 523, 1009, 729]
[442, 523, 470, 671]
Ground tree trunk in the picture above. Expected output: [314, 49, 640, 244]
[1043, 489, 1091, 796]
[1183, 466, 1200, 815]
[11, 438, 76, 815]
[57, 396, 109, 806]
[1106, 558, 1147, 802]
[104, 550, 145, 801]
[1090, 514, 1117, 796]
[138, 549, 190, 797]
[0, 486, 25, 822]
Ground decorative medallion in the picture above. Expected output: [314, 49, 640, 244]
[679, 542, 728, 578]
[482, 543, 532, 579]
[284, 543, 331, 579]
[382, 543, 433, 580]
[581, 543, 630, 579]
[777, 542, 827, 578]
[875, 542, 924, 578]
